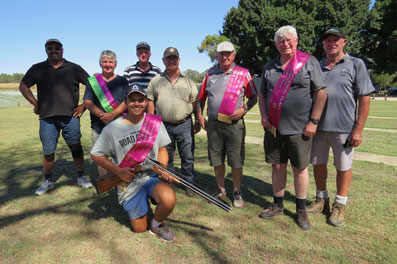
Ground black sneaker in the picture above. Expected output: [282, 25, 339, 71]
[232, 191, 244, 208]
[259, 203, 284, 219]
[149, 223, 176, 242]
[296, 209, 311, 230]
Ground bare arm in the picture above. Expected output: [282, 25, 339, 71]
[147, 100, 155, 114]
[259, 91, 272, 129]
[230, 94, 258, 120]
[350, 95, 370, 147]
[19, 82, 38, 114]
[100, 101, 128, 124]
[196, 99, 207, 130]
[157, 146, 173, 183]
[303, 88, 327, 137]
[91, 154, 136, 183]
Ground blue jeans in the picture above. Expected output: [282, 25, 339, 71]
[164, 118, 195, 183]
[39, 116, 81, 155]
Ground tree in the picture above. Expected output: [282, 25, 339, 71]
[218, 0, 370, 74]
[198, 34, 230, 64]
[363, 0, 397, 74]
[184, 69, 206, 83]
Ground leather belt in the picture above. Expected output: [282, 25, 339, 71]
[164, 115, 191, 125]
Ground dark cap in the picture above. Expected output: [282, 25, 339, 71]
[322, 27, 346, 40]
[163, 47, 179, 58]
[136, 42, 150, 50]
[45, 38, 62, 47]
[125, 83, 146, 98]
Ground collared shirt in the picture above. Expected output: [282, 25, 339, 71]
[318, 53, 374, 133]
[147, 71, 198, 123]
[123, 62, 161, 93]
[22, 59, 89, 119]
[198, 64, 257, 120]
[261, 55, 326, 135]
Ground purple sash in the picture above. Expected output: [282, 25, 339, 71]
[118, 114, 162, 168]
[217, 65, 249, 123]
[268, 50, 310, 128]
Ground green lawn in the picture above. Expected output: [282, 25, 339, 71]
[0, 105, 396, 263]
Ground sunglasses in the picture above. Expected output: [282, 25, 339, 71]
[46, 46, 62, 51]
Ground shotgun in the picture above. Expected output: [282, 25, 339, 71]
[93, 158, 231, 213]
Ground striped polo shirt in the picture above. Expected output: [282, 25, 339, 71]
[123, 62, 161, 93]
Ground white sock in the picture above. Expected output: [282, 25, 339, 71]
[151, 219, 163, 228]
[316, 189, 328, 199]
[335, 195, 348, 205]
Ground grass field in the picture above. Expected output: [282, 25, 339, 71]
[0, 92, 396, 263]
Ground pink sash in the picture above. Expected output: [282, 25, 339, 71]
[268, 50, 310, 128]
[118, 114, 162, 168]
[217, 65, 249, 123]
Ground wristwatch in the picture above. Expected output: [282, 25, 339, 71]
[310, 118, 319, 125]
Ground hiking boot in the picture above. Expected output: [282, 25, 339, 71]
[77, 176, 93, 189]
[185, 188, 195, 197]
[149, 223, 176, 242]
[259, 203, 284, 219]
[306, 197, 330, 214]
[232, 191, 244, 208]
[296, 209, 311, 230]
[329, 202, 346, 227]
[35, 179, 55, 195]
[213, 188, 226, 200]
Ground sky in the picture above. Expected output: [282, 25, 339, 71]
[0, 0, 239, 75]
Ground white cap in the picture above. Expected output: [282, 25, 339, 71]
[216, 41, 235, 53]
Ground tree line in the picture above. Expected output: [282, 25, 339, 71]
[197, 0, 397, 90]
[0, 73, 24, 83]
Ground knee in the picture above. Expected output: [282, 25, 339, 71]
[68, 143, 84, 159]
[132, 225, 147, 233]
[158, 187, 176, 208]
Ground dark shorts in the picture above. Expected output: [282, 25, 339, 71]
[264, 129, 312, 169]
[39, 116, 81, 155]
[207, 118, 245, 168]
[122, 177, 163, 221]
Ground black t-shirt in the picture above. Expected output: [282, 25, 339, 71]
[83, 75, 129, 133]
[22, 59, 89, 119]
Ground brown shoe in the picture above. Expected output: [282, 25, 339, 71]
[296, 209, 311, 230]
[306, 197, 330, 214]
[259, 203, 284, 219]
[329, 202, 346, 227]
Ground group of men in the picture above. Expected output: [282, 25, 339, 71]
[19, 24, 373, 241]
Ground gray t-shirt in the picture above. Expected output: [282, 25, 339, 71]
[91, 114, 171, 204]
[260, 55, 326, 135]
[198, 64, 257, 120]
[318, 54, 374, 133]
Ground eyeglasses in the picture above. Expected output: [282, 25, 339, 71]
[46, 46, 62, 51]
[276, 38, 296, 45]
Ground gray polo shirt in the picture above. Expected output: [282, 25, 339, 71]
[318, 54, 374, 133]
[198, 64, 257, 120]
[261, 55, 326, 135]
[147, 71, 197, 123]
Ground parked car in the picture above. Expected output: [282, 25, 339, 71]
[387, 87, 397, 96]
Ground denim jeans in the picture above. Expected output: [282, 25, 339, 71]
[164, 118, 195, 183]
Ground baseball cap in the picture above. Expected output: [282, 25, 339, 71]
[163, 47, 179, 58]
[136, 41, 150, 50]
[125, 83, 146, 98]
[216, 41, 235, 53]
[322, 27, 346, 40]
[45, 39, 62, 47]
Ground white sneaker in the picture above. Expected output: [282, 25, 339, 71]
[35, 179, 55, 195]
[77, 176, 93, 189]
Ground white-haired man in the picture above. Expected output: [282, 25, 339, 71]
[258, 26, 327, 230]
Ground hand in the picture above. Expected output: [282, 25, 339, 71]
[303, 121, 318, 137]
[158, 171, 174, 183]
[229, 108, 245, 120]
[73, 104, 85, 118]
[261, 117, 272, 129]
[197, 115, 207, 131]
[100, 112, 115, 124]
[349, 128, 363, 147]
[33, 105, 39, 115]
[116, 167, 136, 183]
[193, 121, 201, 134]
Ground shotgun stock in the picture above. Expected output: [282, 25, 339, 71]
[94, 159, 231, 213]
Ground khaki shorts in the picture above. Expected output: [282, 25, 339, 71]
[207, 118, 245, 168]
[264, 129, 312, 169]
[310, 131, 354, 171]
